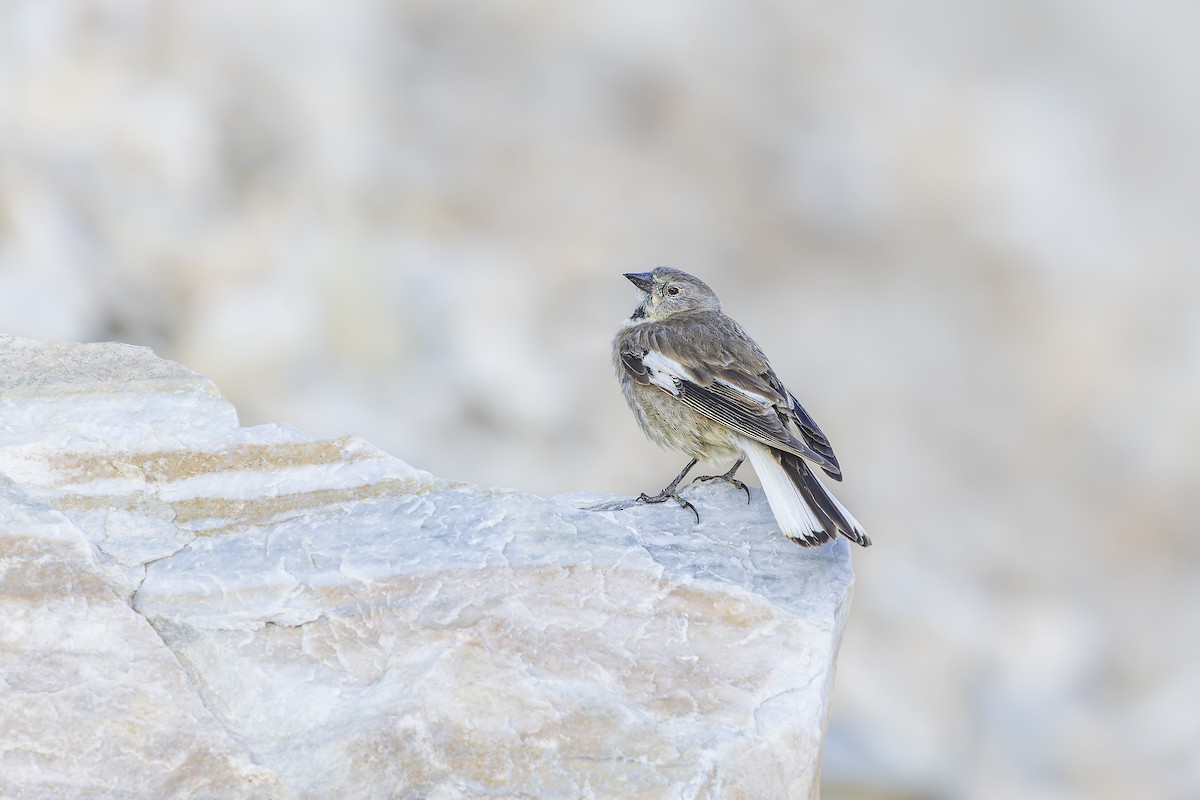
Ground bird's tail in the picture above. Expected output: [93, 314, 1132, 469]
[741, 441, 871, 547]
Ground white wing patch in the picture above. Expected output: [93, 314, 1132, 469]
[639, 350, 691, 395]
[642, 349, 777, 407]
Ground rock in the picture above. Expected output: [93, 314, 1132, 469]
[0, 335, 856, 800]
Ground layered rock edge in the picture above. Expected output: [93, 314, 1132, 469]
[0, 335, 854, 800]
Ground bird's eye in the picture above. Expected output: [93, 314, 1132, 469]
[666, 286, 680, 296]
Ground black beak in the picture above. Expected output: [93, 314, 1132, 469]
[624, 272, 654, 292]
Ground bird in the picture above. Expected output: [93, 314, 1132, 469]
[612, 267, 870, 547]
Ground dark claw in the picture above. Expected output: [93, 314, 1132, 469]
[694, 473, 752, 504]
[636, 491, 701, 524]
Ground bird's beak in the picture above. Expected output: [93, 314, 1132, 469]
[624, 272, 654, 293]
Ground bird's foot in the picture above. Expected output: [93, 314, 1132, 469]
[636, 489, 700, 524]
[693, 461, 751, 504]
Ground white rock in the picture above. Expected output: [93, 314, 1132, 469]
[0, 335, 856, 799]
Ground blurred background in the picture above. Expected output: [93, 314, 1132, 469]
[2, 1, 1197, 797]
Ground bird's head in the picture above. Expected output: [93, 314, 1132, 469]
[624, 267, 721, 321]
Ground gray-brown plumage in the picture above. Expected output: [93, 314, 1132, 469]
[613, 267, 870, 547]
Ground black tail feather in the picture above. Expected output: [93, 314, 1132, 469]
[778, 451, 871, 548]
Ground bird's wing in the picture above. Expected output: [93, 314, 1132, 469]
[765, 371, 842, 480]
[620, 320, 841, 475]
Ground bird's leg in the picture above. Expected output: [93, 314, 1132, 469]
[693, 457, 750, 504]
[637, 458, 701, 523]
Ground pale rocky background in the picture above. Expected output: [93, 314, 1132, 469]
[0, 2, 1197, 799]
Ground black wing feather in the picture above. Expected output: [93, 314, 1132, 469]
[674, 380, 840, 475]
[766, 371, 841, 480]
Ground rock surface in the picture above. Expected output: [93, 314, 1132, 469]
[0, 335, 855, 799]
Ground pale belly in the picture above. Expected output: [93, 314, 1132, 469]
[621, 379, 742, 461]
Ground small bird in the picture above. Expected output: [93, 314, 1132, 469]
[613, 267, 870, 547]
